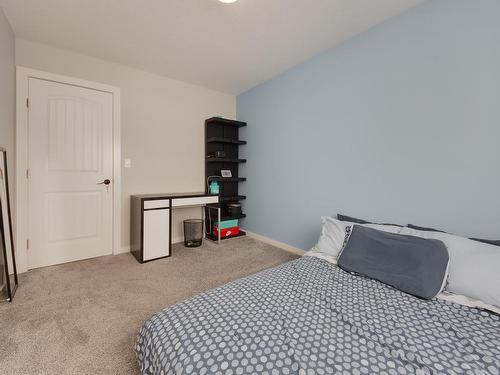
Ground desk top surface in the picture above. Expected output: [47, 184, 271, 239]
[132, 192, 216, 200]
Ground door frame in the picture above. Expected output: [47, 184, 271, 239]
[16, 67, 122, 273]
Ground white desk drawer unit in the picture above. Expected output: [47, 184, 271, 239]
[144, 199, 170, 209]
[143, 208, 170, 261]
[130, 193, 220, 263]
[171, 196, 218, 207]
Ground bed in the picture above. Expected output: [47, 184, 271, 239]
[135, 255, 500, 375]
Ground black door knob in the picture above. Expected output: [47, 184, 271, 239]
[98, 179, 111, 185]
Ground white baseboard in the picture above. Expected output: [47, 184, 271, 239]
[115, 246, 130, 255]
[244, 230, 306, 256]
[172, 236, 183, 245]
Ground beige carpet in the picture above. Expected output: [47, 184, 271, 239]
[0, 237, 299, 375]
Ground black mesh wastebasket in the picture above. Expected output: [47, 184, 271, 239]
[183, 219, 203, 247]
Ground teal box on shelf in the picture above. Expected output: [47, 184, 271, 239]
[208, 181, 220, 195]
[216, 219, 239, 229]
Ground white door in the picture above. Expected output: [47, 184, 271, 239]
[28, 78, 114, 269]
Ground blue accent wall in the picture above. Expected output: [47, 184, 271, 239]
[237, 0, 500, 249]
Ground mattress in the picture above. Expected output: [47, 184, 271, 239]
[135, 256, 500, 374]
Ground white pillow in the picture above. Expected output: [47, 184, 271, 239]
[310, 216, 402, 259]
[399, 227, 500, 308]
[437, 291, 500, 315]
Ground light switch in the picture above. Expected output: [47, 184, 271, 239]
[124, 158, 132, 168]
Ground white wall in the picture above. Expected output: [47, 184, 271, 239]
[16, 38, 236, 250]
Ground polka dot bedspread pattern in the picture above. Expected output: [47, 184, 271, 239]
[135, 256, 500, 375]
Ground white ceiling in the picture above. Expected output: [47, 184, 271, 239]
[0, 0, 426, 94]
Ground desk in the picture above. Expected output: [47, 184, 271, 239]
[130, 193, 220, 263]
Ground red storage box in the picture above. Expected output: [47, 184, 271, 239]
[213, 226, 240, 238]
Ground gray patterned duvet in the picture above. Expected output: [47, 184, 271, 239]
[135, 256, 500, 375]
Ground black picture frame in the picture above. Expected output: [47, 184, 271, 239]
[0, 148, 18, 302]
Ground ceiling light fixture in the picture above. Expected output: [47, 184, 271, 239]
[218, 0, 238, 3]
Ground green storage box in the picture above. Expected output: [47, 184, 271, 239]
[216, 219, 239, 229]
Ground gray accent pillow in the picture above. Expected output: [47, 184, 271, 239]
[338, 214, 403, 227]
[407, 223, 446, 233]
[338, 225, 449, 300]
[337, 214, 370, 224]
[408, 224, 500, 246]
[469, 238, 500, 247]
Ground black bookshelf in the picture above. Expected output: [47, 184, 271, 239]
[207, 137, 247, 145]
[209, 177, 247, 182]
[206, 158, 247, 163]
[205, 117, 247, 240]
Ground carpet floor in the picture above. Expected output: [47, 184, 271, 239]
[0, 237, 299, 375]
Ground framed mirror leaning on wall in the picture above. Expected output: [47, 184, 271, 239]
[0, 148, 18, 302]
